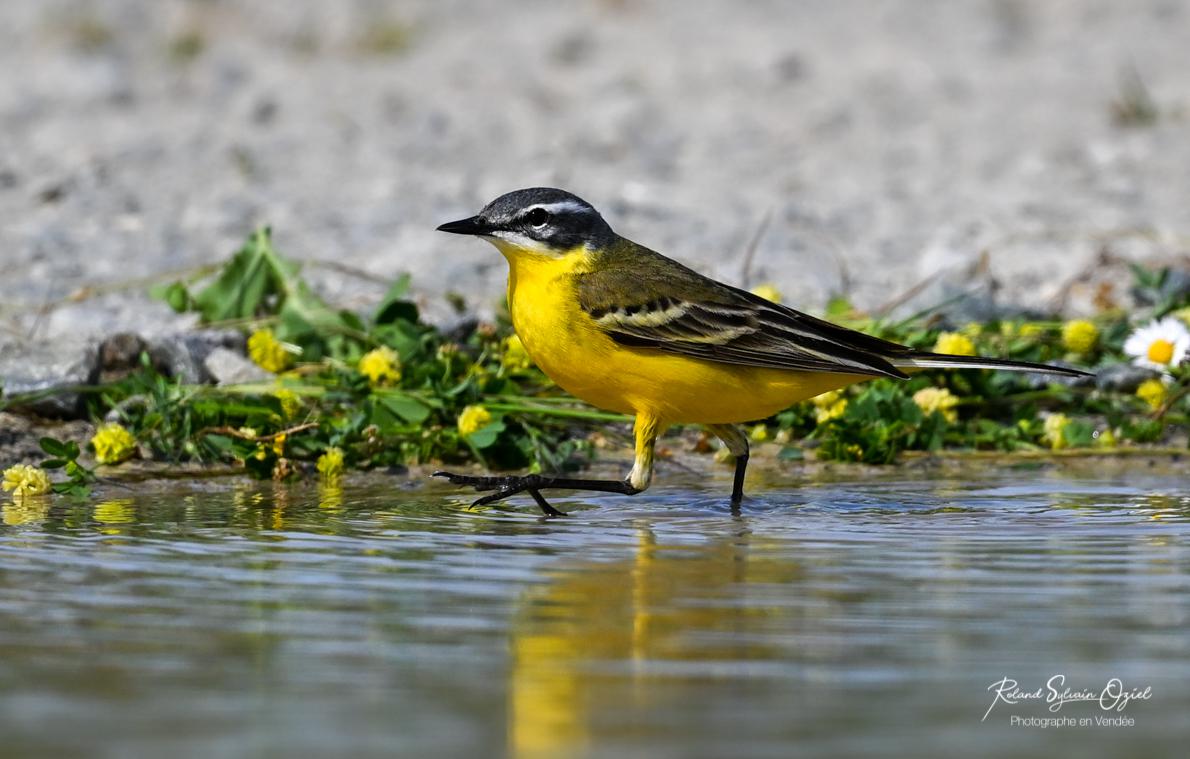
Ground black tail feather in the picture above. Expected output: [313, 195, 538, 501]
[897, 351, 1092, 378]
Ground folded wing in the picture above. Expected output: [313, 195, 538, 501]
[574, 248, 912, 379]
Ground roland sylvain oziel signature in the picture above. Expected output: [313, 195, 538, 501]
[983, 675, 1152, 722]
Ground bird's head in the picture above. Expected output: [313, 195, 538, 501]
[436, 188, 615, 258]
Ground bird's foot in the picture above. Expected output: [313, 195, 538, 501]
[432, 471, 566, 517]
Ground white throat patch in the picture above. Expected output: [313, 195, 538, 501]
[485, 230, 561, 257]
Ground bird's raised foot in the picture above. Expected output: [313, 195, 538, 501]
[432, 471, 566, 517]
[432, 471, 529, 492]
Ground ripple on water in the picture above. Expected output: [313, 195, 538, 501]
[1, 471, 1188, 757]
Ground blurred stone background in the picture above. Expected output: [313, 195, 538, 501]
[1, 0, 1188, 352]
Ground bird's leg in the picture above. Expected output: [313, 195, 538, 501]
[434, 414, 662, 516]
[707, 424, 750, 508]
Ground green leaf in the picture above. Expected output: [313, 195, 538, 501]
[203, 434, 234, 453]
[1063, 420, 1096, 448]
[41, 458, 67, 469]
[374, 274, 419, 325]
[150, 281, 195, 313]
[340, 310, 366, 333]
[377, 392, 431, 423]
[824, 296, 855, 319]
[50, 481, 90, 497]
[372, 323, 423, 361]
[193, 227, 282, 322]
[276, 279, 347, 339]
[465, 420, 506, 449]
[163, 226, 360, 362]
[39, 437, 69, 457]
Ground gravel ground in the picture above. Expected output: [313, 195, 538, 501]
[2, 0, 1189, 347]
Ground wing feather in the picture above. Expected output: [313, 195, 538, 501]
[575, 251, 909, 379]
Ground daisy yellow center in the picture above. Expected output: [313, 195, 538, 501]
[1147, 338, 1174, 365]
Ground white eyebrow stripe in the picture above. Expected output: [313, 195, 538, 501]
[527, 201, 592, 216]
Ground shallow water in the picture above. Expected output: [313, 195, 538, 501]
[1, 468, 1188, 759]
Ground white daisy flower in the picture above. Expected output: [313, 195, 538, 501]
[1123, 317, 1190, 371]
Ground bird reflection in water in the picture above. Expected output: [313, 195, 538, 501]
[508, 520, 802, 758]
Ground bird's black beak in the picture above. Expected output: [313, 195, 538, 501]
[436, 215, 493, 236]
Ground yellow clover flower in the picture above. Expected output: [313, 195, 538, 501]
[811, 390, 848, 423]
[317, 447, 345, 481]
[812, 390, 841, 408]
[750, 284, 782, 303]
[912, 386, 959, 423]
[2, 464, 52, 498]
[749, 423, 769, 442]
[457, 405, 493, 437]
[816, 399, 847, 424]
[1136, 378, 1167, 411]
[1042, 413, 1071, 450]
[502, 334, 534, 372]
[273, 388, 302, 420]
[91, 423, 137, 465]
[247, 329, 295, 373]
[933, 332, 976, 356]
[1061, 319, 1099, 355]
[359, 346, 401, 386]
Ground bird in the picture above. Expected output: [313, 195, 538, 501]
[433, 188, 1088, 516]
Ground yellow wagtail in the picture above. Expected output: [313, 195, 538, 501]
[434, 188, 1088, 515]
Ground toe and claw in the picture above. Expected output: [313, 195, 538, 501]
[433, 471, 645, 517]
[433, 471, 568, 516]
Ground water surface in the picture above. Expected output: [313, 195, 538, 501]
[1, 467, 1187, 758]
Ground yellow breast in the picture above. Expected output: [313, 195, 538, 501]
[495, 243, 865, 426]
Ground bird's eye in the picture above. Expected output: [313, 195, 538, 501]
[524, 208, 550, 228]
